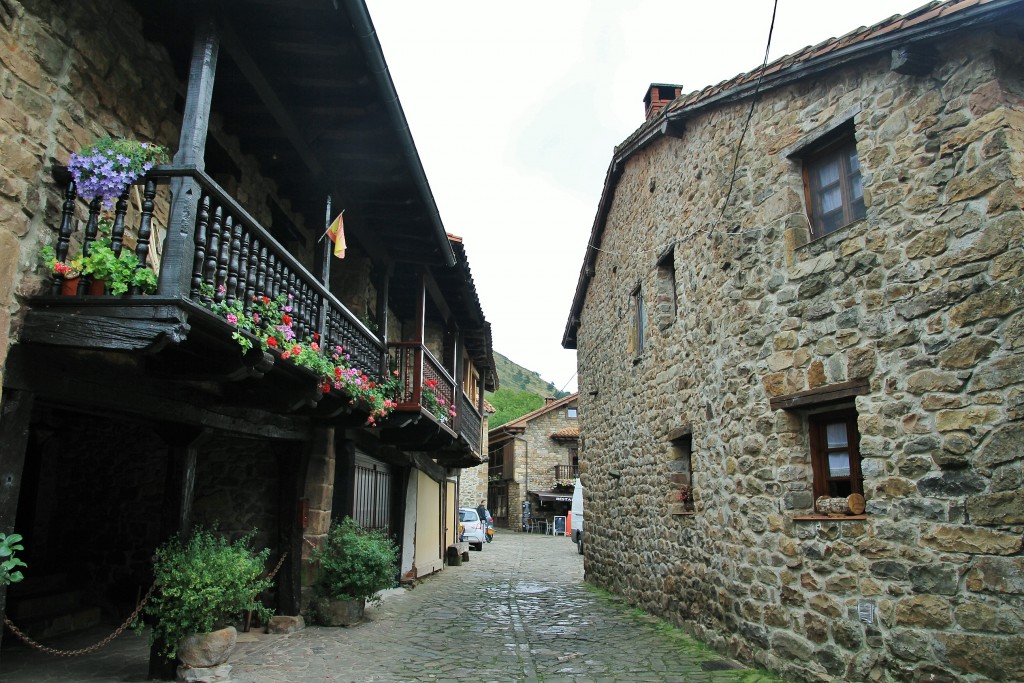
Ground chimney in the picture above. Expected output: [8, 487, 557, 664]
[644, 83, 683, 121]
[544, 397, 556, 406]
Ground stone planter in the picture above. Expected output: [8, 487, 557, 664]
[316, 596, 365, 626]
[176, 626, 237, 682]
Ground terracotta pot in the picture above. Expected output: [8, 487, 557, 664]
[60, 277, 105, 296]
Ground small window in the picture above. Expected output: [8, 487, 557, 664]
[805, 139, 865, 237]
[669, 433, 694, 513]
[567, 407, 578, 419]
[630, 285, 646, 359]
[809, 409, 863, 500]
[656, 249, 677, 330]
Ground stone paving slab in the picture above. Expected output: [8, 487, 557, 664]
[0, 532, 787, 682]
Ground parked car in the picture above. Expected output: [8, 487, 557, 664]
[459, 508, 486, 550]
[571, 478, 583, 555]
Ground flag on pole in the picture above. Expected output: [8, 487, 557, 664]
[326, 211, 346, 259]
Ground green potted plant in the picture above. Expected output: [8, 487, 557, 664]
[0, 532, 27, 586]
[78, 238, 158, 295]
[136, 528, 274, 669]
[311, 517, 399, 626]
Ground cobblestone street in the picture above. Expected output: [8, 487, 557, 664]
[2, 532, 782, 682]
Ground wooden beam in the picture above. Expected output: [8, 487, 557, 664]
[769, 379, 870, 411]
[218, 17, 324, 179]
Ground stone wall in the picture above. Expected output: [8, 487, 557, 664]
[576, 29, 1023, 683]
[0, 0, 326, 404]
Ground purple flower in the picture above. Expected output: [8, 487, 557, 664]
[226, 313, 238, 325]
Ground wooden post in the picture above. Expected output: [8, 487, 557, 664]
[0, 390, 34, 658]
[159, 13, 219, 298]
[276, 440, 310, 617]
[150, 426, 204, 680]
[376, 262, 392, 376]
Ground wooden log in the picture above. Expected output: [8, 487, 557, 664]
[815, 494, 866, 516]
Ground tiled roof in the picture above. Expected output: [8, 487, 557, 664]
[659, 0, 995, 121]
[564, 0, 1020, 350]
[550, 426, 580, 440]
[489, 393, 579, 436]
[483, 399, 496, 414]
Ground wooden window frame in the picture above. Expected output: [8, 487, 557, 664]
[808, 409, 863, 501]
[793, 119, 865, 239]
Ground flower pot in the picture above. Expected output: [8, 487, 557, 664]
[316, 596, 365, 627]
[60, 276, 105, 296]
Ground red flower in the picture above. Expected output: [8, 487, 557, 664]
[267, 337, 278, 348]
[282, 314, 292, 326]
[334, 367, 343, 379]
[281, 351, 291, 360]
[368, 382, 375, 389]
[313, 332, 320, 341]
[360, 374, 368, 383]
[261, 296, 270, 305]
[321, 382, 331, 394]
[291, 345, 302, 356]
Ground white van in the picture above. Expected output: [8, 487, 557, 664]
[570, 478, 583, 555]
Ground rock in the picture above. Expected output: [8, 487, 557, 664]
[965, 556, 1024, 594]
[266, 615, 305, 634]
[936, 633, 1024, 681]
[894, 595, 952, 628]
[976, 423, 1024, 468]
[177, 664, 232, 683]
[177, 627, 237, 669]
[917, 470, 987, 497]
[920, 525, 1022, 555]
[315, 597, 365, 627]
[967, 490, 1024, 525]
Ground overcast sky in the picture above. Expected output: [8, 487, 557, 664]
[366, 0, 929, 394]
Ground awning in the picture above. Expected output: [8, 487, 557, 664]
[530, 490, 573, 503]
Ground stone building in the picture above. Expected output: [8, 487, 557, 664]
[488, 394, 579, 533]
[458, 398, 496, 509]
[563, 2, 1023, 682]
[0, 0, 496, 670]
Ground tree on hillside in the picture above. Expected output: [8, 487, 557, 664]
[487, 388, 544, 428]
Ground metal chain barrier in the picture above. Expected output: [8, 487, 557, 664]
[5, 549, 291, 656]
[266, 551, 288, 580]
[3, 581, 157, 657]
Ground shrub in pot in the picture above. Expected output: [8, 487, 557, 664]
[136, 528, 274, 663]
[311, 517, 398, 626]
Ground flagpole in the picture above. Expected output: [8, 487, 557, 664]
[319, 195, 332, 292]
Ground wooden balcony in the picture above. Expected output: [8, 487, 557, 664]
[20, 166, 385, 424]
[384, 342, 484, 464]
[553, 465, 579, 482]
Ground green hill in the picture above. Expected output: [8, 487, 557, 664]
[490, 351, 568, 398]
[486, 352, 570, 428]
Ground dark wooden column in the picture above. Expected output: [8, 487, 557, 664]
[0, 390, 35, 657]
[156, 426, 205, 540]
[150, 425, 205, 680]
[159, 13, 219, 298]
[376, 262, 392, 376]
[330, 435, 356, 523]
[276, 439, 309, 616]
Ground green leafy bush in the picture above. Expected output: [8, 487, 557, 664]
[0, 533, 26, 586]
[138, 529, 274, 660]
[313, 518, 398, 605]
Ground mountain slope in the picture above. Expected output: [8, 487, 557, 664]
[490, 351, 569, 399]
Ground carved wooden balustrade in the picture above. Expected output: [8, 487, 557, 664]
[388, 341, 456, 430]
[553, 465, 579, 481]
[456, 391, 482, 456]
[45, 165, 384, 382]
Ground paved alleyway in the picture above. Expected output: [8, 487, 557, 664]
[1, 532, 782, 682]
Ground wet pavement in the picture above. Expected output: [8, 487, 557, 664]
[1, 531, 783, 682]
